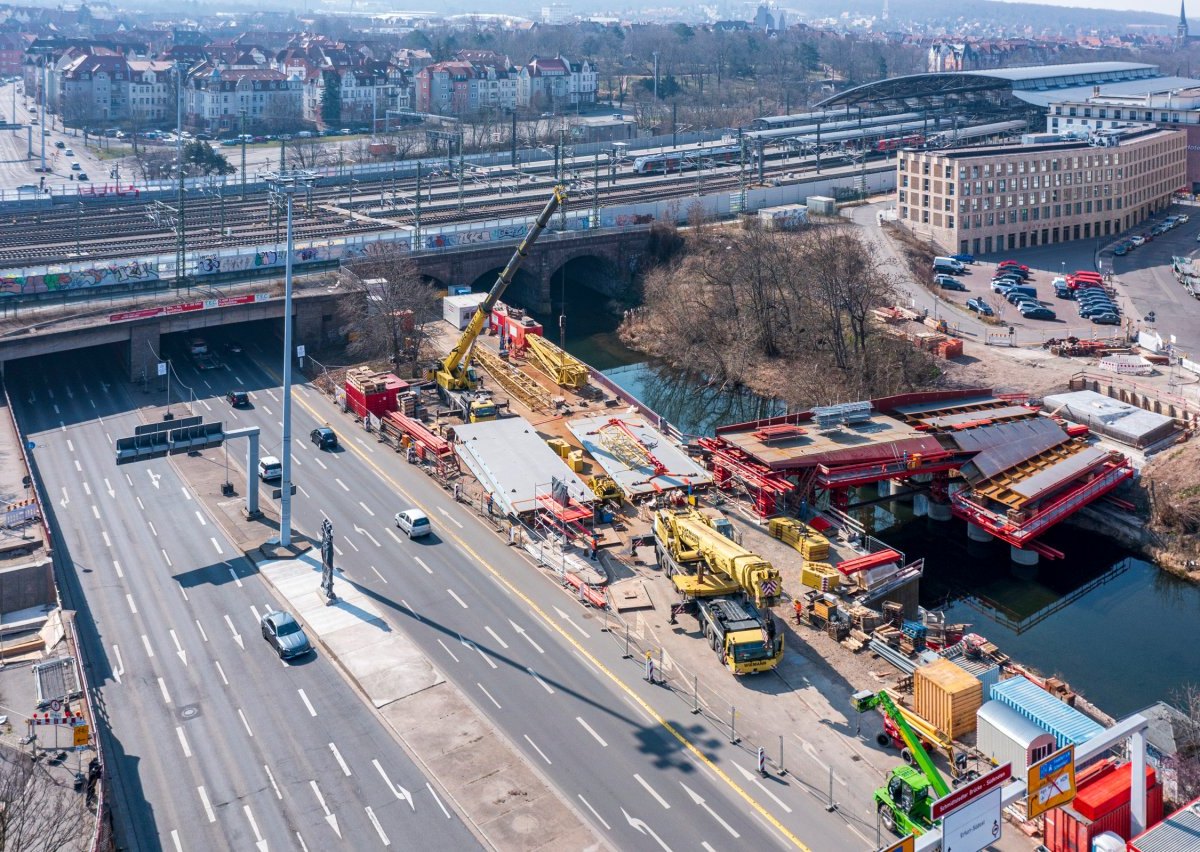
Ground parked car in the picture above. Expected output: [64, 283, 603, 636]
[966, 297, 994, 316]
[1021, 306, 1057, 321]
[1113, 244, 1128, 256]
[310, 426, 338, 450]
[991, 280, 1018, 294]
[1007, 291, 1039, 306]
[70, 162, 81, 171]
[951, 253, 975, 264]
[1091, 313, 1121, 325]
[227, 390, 249, 407]
[1080, 305, 1117, 319]
[1054, 284, 1073, 299]
[997, 260, 1030, 272]
[1130, 235, 1146, 246]
[935, 274, 966, 291]
[260, 610, 312, 660]
[394, 509, 431, 538]
[1180, 213, 1190, 223]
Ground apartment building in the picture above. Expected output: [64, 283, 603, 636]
[895, 128, 1187, 256]
[185, 67, 303, 133]
[517, 54, 596, 109]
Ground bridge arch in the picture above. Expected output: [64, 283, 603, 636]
[545, 251, 627, 303]
[467, 266, 541, 308]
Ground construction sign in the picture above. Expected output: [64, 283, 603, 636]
[73, 725, 89, 748]
[1027, 745, 1076, 819]
[880, 835, 915, 852]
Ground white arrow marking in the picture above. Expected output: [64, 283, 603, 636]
[365, 806, 390, 846]
[621, 808, 673, 851]
[460, 634, 497, 669]
[243, 805, 268, 852]
[111, 644, 124, 684]
[358, 501, 375, 517]
[224, 615, 244, 649]
[197, 786, 216, 823]
[484, 626, 509, 649]
[733, 762, 792, 812]
[169, 629, 187, 666]
[353, 524, 380, 547]
[59, 487, 69, 508]
[436, 506, 464, 528]
[681, 782, 740, 838]
[104, 478, 114, 498]
[147, 469, 161, 489]
[554, 605, 591, 639]
[511, 620, 544, 654]
[373, 759, 415, 811]
[310, 780, 341, 837]
[526, 667, 555, 694]
[329, 742, 351, 776]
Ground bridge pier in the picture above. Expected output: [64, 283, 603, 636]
[128, 322, 161, 385]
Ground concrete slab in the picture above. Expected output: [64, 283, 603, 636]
[608, 578, 653, 611]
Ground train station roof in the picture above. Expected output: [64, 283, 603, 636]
[815, 62, 1159, 110]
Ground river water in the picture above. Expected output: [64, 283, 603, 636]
[552, 293, 1200, 717]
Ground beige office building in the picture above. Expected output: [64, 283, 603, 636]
[896, 128, 1187, 256]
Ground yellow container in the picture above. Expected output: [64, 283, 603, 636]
[566, 450, 585, 472]
[546, 437, 570, 458]
[913, 658, 983, 739]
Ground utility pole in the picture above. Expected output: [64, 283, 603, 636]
[457, 130, 464, 212]
[591, 152, 600, 227]
[39, 55, 46, 174]
[414, 161, 422, 248]
[175, 62, 187, 291]
[510, 110, 517, 166]
[671, 101, 677, 147]
[240, 108, 247, 198]
[652, 51, 658, 104]
[737, 128, 746, 213]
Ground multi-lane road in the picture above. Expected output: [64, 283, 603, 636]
[11, 337, 878, 850]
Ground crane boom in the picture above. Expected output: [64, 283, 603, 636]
[436, 185, 568, 392]
[852, 690, 951, 799]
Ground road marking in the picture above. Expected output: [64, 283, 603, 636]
[237, 708, 254, 738]
[224, 615, 244, 649]
[162, 549, 172, 567]
[170, 829, 182, 851]
[577, 716, 608, 747]
[436, 639, 460, 663]
[313, 457, 327, 470]
[264, 765, 282, 800]
[176, 727, 192, 758]
[102, 531, 112, 548]
[460, 634, 497, 668]
[195, 510, 206, 526]
[511, 620, 544, 654]
[298, 688, 317, 717]
[427, 783, 452, 819]
[634, 774, 671, 809]
[111, 644, 124, 684]
[275, 354, 817, 851]
[436, 506, 464, 528]
[113, 560, 123, 578]
[478, 682, 502, 709]
[197, 786, 216, 823]
[526, 667, 555, 694]
[400, 599, 421, 621]
[523, 734, 552, 765]
[104, 478, 114, 498]
[126, 594, 137, 614]
[355, 437, 375, 453]
[243, 805, 266, 852]
[371, 565, 388, 584]
[343, 536, 359, 553]
[386, 527, 403, 544]
[291, 454, 302, 467]
[199, 399, 211, 411]
[329, 742, 352, 776]
[158, 677, 172, 705]
[681, 782, 740, 838]
[414, 556, 432, 574]
[262, 405, 272, 415]
[554, 605, 591, 639]
[147, 521, 157, 536]
[333, 544, 344, 557]
[54, 404, 60, 415]
[484, 625, 509, 649]
[335, 477, 349, 491]
[298, 485, 311, 499]
[135, 497, 144, 511]
[622, 808, 674, 850]
[355, 524, 381, 547]
[67, 439, 74, 452]
[169, 629, 187, 666]
[83, 482, 91, 496]
[210, 537, 223, 555]
[702, 843, 717, 852]
[59, 486, 69, 508]
[90, 503, 99, 519]
[358, 501, 375, 517]
[74, 460, 81, 472]
[447, 588, 469, 609]
[214, 660, 229, 686]
[733, 762, 792, 813]
[250, 605, 262, 622]
[235, 375, 244, 385]
[309, 780, 341, 837]
[579, 794, 612, 830]
[372, 759, 415, 810]
[365, 806, 390, 846]
[795, 736, 847, 786]
[195, 620, 208, 642]
[181, 487, 192, 501]
[228, 567, 242, 588]
[266, 389, 278, 402]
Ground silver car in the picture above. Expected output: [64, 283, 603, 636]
[261, 610, 312, 659]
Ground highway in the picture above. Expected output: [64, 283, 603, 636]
[9, 353, 482, 851]
[12, 335, 881, 848]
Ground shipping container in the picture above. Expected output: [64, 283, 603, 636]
[806, 195, 836, 216]
[1073, 762, 1157, 821]
[914, 657, 982, 739]
[976, 700, 1056, 781]
[990, 676, 1105, 749]
[344, 368, 407, 419]
[1044, 779, 1163, 851]
[757, 204, 808, 231]
[1129, 795, 1200, 851]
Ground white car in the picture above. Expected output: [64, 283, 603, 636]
[394, 509, 431, 538]
[1051, 276, 1067, 288]
[1130, 235, 1146, 246]
[258, 456, 282, 481]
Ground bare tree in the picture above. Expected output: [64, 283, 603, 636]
[0, 747, 92, 851]
[338, 254, 441, 377]
[286, 140, 336, 171]
[1167, 686, 1200, 803]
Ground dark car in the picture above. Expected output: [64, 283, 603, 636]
[311, 426, 338, 449]
[935, 274, 967, 291]
[1021, 306, 1056, 320]
[227, 390, 249, 407]
[1007, 291, 1038, 305]
[1091, 313, 1121, 325]
[966, 297, 994, 316]
[260, 610, 312, 659]
[1113, 245, 1128, 256]
[1081, 305, 1118, 319]
[951, 253, 975, 264]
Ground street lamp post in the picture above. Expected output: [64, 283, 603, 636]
[264, 170, 314, 548]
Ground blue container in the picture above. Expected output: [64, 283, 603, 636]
[989, 676, 1104, 749]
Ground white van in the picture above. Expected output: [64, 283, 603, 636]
[932, 256, 965, 274]
[394, 509, 431, 538]
[258, 456, 282, 481]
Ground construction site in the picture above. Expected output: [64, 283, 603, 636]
[302, 184, 1198, 851]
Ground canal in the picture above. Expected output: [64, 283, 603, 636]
[553, 289, 1200, 718]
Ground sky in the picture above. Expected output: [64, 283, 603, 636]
[993, 0, 1183, 15]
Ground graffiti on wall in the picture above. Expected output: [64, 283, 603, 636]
[422, 217, 589, 250]
[0, 260, 158, 297]
[599, 213, 655, 228]
[193, 238, 409, 278]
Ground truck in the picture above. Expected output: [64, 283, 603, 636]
[653, 507, 784, 675]
[431, 185, 568, 421]
[852, 690, 952, 837]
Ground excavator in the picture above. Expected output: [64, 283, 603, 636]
[431, 184, 568, 421]
[852, 689, 952, 837]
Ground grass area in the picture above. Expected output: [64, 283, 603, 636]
[90, 146, 131, 160]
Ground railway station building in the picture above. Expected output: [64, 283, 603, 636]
[895, 127, 1186, 256]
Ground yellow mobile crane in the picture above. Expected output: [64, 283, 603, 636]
[432, 185, 568, 421]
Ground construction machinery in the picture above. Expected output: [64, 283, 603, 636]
[653, 506, 781, 608]
[852, 689, 952, 837]
[695, 595, 782, 675]
[431, 184, 568, 421]
[524, 334, 590, 389]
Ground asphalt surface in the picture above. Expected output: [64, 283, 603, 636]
[0, 81, 111, 195]
[11, 331, 893, 849]
[9, 354, 482, 851]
